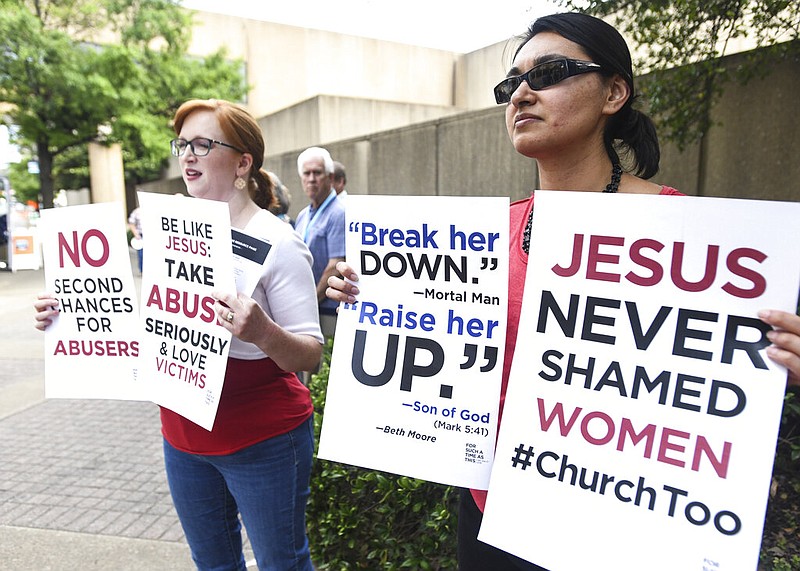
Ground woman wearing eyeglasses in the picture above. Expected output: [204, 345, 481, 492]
[325, 12, 800, 571]
[35, 99, 323, 570]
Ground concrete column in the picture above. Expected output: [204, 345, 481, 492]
[354, 141, 370, 195]
[88, 142, 126, 206]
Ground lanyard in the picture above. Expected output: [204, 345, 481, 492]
[303, 189, 336, 243]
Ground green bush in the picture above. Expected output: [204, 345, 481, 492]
[307, 340, 458, 570]
[760, 389, 800, 571]
[777, 393, 800, 464]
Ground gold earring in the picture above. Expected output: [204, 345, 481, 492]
[234, 176, 247, 190]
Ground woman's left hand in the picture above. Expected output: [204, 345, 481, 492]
[759, 309, 800, 388]
[211, 289, 322, 373]
[212, 290, 270, 345]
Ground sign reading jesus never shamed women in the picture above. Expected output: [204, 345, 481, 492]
[480, 191, 800, 571]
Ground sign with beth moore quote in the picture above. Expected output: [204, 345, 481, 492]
[136, 192, 236, 431]
[40, 202, 142, 400]
[318, 195, 509, 488]
[479, 191, 800, 571]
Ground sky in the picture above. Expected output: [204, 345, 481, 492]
[0, 126, 21, 171]
[179, 0, 563, 53]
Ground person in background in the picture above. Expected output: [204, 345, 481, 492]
[325, 12, 800, 571]
[265, 171, 294, 225]
[332, 160, 348, 201]
[36, 99, 322, 571]
[127, 202, 143, 274]
[294, 147, 345, 339]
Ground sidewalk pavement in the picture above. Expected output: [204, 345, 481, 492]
[0, 261, 252, 570]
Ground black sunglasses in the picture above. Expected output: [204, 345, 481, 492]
[170, 137, 245, 157]
[494, 58, 605, 104]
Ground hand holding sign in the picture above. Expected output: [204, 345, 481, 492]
[326, 260, 360, 304]
[759, 309, 800, 387]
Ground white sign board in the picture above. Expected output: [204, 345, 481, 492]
[480, 192, 800, 571]
[318, 195, 509, 488]
[40, 202, 142, 400]
[136, 192, 236, 431]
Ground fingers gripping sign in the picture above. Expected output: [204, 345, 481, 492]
[212, 290, 238, 330]
[212, 289, 271, 346]
[760, 309, 800, 387]
[326, 261, 360, 306]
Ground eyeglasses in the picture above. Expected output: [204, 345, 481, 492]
[170, 137, 245, 157]
[493, 58, 605, 104]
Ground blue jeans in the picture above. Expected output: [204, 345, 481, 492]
[163, 416, 314, 571]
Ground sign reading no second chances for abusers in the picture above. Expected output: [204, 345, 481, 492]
[318, 195, 509, 489]
[40, 202, 142, 401]
[480, 191, 800, 571]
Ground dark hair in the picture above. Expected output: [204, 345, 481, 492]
[172, 99, 277, 209]
[267, 172, 291, 216]
[517, 13, 660, 179]
[332, 161, 346, 184]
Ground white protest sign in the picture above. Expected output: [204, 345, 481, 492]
[136, 192, 235, 431]
[318, 195, 509, 488]
[40, 202, 142, 400]
[480, 191, 800, 571]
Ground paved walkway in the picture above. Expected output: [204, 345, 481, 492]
[0, 261, 252, 569]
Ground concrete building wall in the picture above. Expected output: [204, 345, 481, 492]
[186, 11, 459, 118]
[700, 50, 800, 200]
[317, 97, 462, 150]
[266, 106, 536, 220]
[649, 48, 800, 202]
[258, 96, 461, 156]
[259, 99, 321, 157]
[454, 41, 511, 110]
[265, 45, 800, 222]
[319, 139, 369, 196]
[436, 108, 537, 202]
[367, 123, 440, 198]
[150, 12, 798, 216]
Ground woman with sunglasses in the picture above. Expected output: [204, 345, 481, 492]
[35, 99, 323, 570]
[326, 12, 800, 570]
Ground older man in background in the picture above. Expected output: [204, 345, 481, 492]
[294, 147, 345, 339]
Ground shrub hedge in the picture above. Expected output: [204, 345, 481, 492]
[306, 341, 458, 570]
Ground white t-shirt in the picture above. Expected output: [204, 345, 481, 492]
[229, 209, 323, 359]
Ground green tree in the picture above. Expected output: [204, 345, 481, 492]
[0, 0, 247, 208]
[7, 158, 40, 205]
[562, 0, 800, 151]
